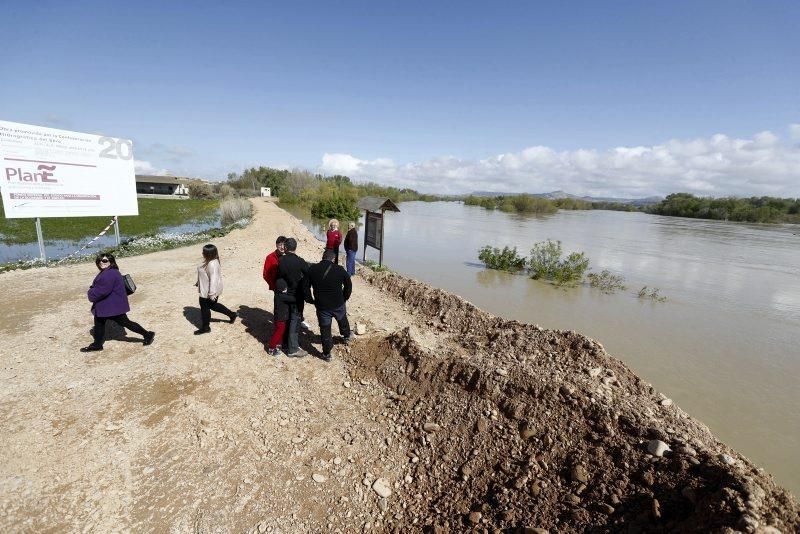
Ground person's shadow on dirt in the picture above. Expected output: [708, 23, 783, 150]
[238, 305, 327, 357]
[182, 306, 228, 330]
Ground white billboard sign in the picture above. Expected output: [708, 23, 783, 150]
[0, 120, 138, 218]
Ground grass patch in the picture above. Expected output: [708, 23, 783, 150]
[363, 259, 391, 272]
[0, 198, 219, 244]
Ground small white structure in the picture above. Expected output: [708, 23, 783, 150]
[261, 187, 271, 197]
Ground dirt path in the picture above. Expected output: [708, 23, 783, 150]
[1, 199, 797, 533]
[0, 199, 416, 532]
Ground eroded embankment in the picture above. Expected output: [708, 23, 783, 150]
[344, 270, 799, 533]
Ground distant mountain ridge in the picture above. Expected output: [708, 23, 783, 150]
[470, 190, 663, 206]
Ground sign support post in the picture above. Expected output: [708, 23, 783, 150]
[379, 208, 385, 267]
[35, 217, 47, 263]
[113, 216, 121, 246]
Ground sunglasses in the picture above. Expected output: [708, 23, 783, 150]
[99, 258, 110, 264]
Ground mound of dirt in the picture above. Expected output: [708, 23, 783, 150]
[342, 270, 799, 533]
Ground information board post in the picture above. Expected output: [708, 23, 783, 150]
[113, 216, 121, 246]
[357, 197, 399, 268]
[35, 217, 46, 263]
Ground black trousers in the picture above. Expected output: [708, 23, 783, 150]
[199, 296, 234, 329]
[93, 314, 147, 347]
[317, 304, 350, 355]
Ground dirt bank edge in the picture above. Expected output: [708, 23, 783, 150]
[347, 268, 798, 532]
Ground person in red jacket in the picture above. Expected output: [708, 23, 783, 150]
[325, 219, 342, 265]
[263, 236, 286, 290]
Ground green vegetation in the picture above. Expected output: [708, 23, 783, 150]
[588, 270, 627, 293]
[363, 259, 390, 272]
[478, 246, 527, 272]
[638, 286, 667, 302]
[225, 166, 448, 221]
[310, 194, 361, 221]
[0, 198, 220, 244]
[465, 194, 638, 215]
[646, 193, 800, 223]
[477, 239, 590, 286]
[528, 239, 590, 285]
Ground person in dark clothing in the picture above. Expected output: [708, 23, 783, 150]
[81, 253, 154, 352]
[307, 249, 352, 362]
[277, 238, 310, 357]
[268, 278, 295, 357]
[343, 221, 358, 276]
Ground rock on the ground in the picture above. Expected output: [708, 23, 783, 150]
[647, 439, 671, 457]
[372, 478, 392, 498]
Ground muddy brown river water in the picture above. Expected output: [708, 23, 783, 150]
[286, 200, 800, 495]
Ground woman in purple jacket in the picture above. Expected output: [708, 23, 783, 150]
[80, 253, 154, 352]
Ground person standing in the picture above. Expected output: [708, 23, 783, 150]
[195, 244, 237, 335]
[277, 238, 310, 357]
[262, 235, 286, 290]
[80, 253, 154, 352]
[343, 221, 358, 276]
[307, 249, 352, 362]
[325, 219, 342, 265]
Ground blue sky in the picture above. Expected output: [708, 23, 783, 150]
[1, 1, 799, 196]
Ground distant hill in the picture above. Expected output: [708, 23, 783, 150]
[469, 190, 663, 206]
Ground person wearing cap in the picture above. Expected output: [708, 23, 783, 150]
[277, 237, 311, 357]
[307, 249, 352, 362]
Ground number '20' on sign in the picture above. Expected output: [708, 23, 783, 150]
[98, 137, 133, 160]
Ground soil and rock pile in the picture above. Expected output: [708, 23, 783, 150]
[339, 270, 800, 533]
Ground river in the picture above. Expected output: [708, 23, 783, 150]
[284, 201, 800, 495]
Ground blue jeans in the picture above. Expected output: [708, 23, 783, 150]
[345, 249, 356, 276]
[317, 304, 350, 355]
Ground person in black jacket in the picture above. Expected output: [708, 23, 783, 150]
[268, 278, 295, 357]
[307, 249, 352, 362]
[344, 221, 358, 276]
[277, 238, 310, 357]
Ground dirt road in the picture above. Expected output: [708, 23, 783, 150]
[0, 199, 797, 533]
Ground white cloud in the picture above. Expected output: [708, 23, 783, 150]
[134, 160, 171, 176]
[319, 127, 800, 198]
[790, 123, 800, 142]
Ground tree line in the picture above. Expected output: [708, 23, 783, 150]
[645, 193, 800, 223]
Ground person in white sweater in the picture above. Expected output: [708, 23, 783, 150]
[195, 244, 237, 334]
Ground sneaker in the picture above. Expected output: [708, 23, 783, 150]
[268, 347, 281, 357]
[286, 348, 309, 358]
[300, 320, 312, 331]
[143, 331, 155, 346]
[320, 353, 332, 362]
[193, 328, 211, 335]
[229, 312, 238, 324]
[342, 335, 352, 345]
[80, 344, 103, 353]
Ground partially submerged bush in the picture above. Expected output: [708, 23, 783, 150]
[221, 198, 253, 225]
[638, 286, 667, 302]
[528, 239, 590, 285]
[588, 269, 627, 293]
[478, 246, 527, 273]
